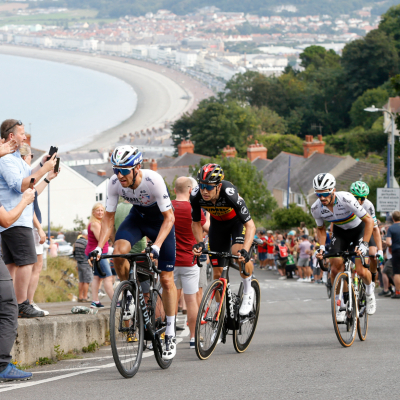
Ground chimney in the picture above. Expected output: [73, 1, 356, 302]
[25, 133, 31, 147]
[150, 159, 157, 171]
[222, 145, 237, 158]
[178, 140, 195, 156]
[303, 135, 325, 158]
[97, 169, 106, 176]
[247, 140, 267, 161]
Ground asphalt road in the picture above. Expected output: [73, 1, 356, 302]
[1, 269, 399, 399]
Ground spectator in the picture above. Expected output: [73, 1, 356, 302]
[275, 240, 289, 280]
[172, 177, 208, 349]
[20, 143, 59, 316]
[0, 179, 35, 381]
[266, 230, 275, 270]
[386, 210, 400, 299]
[0, 119, 56, 318]
[286, 231, 296, 255]
[74, 229, 92, 302]
[296, 235, 312, 282]
[379, 242, 393, 297]
[85, 202, 114, 308]
[257, 229, 268, 270]
[49, 237, 58, 257]
[57, 231, 65, 240]
[298, 221, 309, 237]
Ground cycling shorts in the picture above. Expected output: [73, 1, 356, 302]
[368, 234, 376, 247]
[115, 207, 175, 272]
[208, 217, 245, 268]
[329, 222, 365, 256]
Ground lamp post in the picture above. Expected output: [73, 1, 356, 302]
[364, 105, 396, 188]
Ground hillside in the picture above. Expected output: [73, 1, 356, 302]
[32, 0, 400, 19]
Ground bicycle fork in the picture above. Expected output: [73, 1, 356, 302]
[201, 278, 227, 325]
[337, 270, 353, 314]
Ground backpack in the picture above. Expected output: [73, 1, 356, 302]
[287, 254, 295, 265]
[278, 245, 288, 259]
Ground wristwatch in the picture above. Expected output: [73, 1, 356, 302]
[44, 178, 50, 184]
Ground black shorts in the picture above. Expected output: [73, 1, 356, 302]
[1, 226, 37, 266]
[208, 217, 245, 268]
[330, 222, 364, 256]
[368, 234, 376, 247]
[392, 249, 400, 275]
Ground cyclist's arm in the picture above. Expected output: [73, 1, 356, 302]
[96, 211, 115, 249]
[153, 208, 174, 250]
[361, 213, 373, 243]
[192, 220, 204, 243]
[372, 226, 383, 251]
[316, 226, 327, 247]
[242, 218, 256, 252]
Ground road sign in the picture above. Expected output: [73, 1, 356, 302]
[377, 188, 400, 212]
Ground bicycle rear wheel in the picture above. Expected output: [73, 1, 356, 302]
[233, 278, 261, 353]
[110, 281, 144, 378]
[195, 280, 226, 360]
[149, 286, 172, 369]
[331, 272, 357, 348]
[357, 280, 369, 341]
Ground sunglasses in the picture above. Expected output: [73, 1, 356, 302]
[355, 196, 366, 201]
[315, 192, 332, 198]
[113, 167, 133, 176]
[6, 120, 23, 133]
[199, 183, 217, 191]
[23, 154, 34, 159]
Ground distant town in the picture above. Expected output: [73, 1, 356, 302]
[0, 5, 380, 89]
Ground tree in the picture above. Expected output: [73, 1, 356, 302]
[171, 98, 259, 157]
[342, 29, 400, 101]
[251, 106, 287, 134]
[256, 133, 303, 159]
[270, 203, 315, 230]
[350, 88, 389, 128]
[189, 156, 277, 222]
[300, 45, 340, 69]
[379, 4, 400, 55]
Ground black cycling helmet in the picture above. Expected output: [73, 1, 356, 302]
[197, 163, 224, 184]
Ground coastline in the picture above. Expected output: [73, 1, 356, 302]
[0, 45, 213, 151]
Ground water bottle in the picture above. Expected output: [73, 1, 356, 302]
[71, 306, 98, 315]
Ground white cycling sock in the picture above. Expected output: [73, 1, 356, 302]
[365, 283, 374, 295]
[242, 276, 252, 295]
[165, 315, 175, 336]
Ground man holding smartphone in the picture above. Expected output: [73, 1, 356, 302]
[0, 119, 56, 318]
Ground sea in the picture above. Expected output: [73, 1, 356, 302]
[0, 53, 137, 151]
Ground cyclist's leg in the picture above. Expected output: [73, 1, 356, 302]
[329, 225, 347, 283]
[231, 222, 254, 278]
[368, 233, 378, 283]
[208, 218, 230, 280]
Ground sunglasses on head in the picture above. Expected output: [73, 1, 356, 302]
[6, 120, 23, 133]
[355, 196, 366, 201]
[199, 183, 217, 191]
[315, 192, 332, 198]
[113, 167, 133, 176]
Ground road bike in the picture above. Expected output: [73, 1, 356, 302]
[95, 245, 171, 378]
[319, 251, 368, 347]
[194, 239, 262, 360]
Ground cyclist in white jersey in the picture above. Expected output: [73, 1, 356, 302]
[89, 145, 177, 360]
[311, 173, 376, 318]
[350, 181, 384, 290]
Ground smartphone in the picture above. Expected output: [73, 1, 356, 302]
[29, 177, 35, 189]
[54, 157, 60, 173]
[47, 146, 58, 161]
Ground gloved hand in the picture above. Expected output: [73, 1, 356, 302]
[150, 244, 160, 260]
[358, 241, 369, 257]
[377, 250, 384, 262]
[89, 246, 102, 261]
[239, 249, 250, 263]
[192, 242, 205, 254]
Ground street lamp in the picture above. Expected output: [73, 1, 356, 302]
[364, 105, 396, 188]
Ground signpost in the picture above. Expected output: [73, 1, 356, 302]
[377, 188, 400, 212]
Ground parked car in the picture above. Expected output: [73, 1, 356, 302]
[54, 239, 73, 257]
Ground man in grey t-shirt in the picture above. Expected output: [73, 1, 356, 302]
[296, 235, 311, 283]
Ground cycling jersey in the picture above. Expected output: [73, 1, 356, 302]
[362, 199, 378, 227]
[106, 169, 172, 219]
[311, 191, 367, 230]
[190, 181, 251, 224]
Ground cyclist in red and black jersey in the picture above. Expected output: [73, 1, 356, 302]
[191, 163, 256, 316]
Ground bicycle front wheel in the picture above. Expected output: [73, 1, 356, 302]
[195, 280, 226, 360]
[110, 281, 144, 378]
[357, 280, 369, 341]
[233, 278, 261, 353]
[149, 286, 172, 369]
[331, 272, 357, 348]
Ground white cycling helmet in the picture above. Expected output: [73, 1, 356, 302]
[313, 173, 336, 191]
[111, 145, 142, 168]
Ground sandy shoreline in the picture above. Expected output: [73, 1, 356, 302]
[0, 45, 213, 151]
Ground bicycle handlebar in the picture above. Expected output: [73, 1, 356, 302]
[317, 250, 366, 272]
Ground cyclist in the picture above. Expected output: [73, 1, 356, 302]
[350, 181, 384, 288]
[312, 173, 376, 320]
[89, 145, 177, 360]
[191, 163, 256, 316]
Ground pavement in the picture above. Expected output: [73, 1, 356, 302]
[3, 268, 400, 399]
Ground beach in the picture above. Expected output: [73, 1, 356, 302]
[0, 45, 213, 151]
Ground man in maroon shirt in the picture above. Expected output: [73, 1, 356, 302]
[173, 177, 208, 349]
